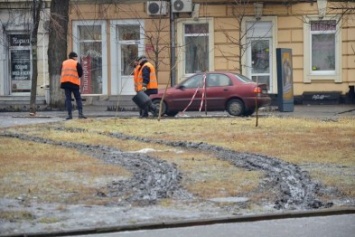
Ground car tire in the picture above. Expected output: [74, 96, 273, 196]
[152, 99, 167, 116]
[226, 99, 244, 116]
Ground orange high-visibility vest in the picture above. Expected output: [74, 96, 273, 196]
[133, 65, 141, 92]
[60, 59, 80, 86]
[137, 62, 158, 91]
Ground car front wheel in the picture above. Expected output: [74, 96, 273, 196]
[226, 99, 244, 116]
[152, 99, 167, 116]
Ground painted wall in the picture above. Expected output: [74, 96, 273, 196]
[67, 1, 355, 97]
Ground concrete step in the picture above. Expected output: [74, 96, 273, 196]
[0, 96, 47, 111]
[0, 96, 46, 104]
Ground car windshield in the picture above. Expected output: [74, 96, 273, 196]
[234, 73, 254, 83]
[179, 74, 204, 88]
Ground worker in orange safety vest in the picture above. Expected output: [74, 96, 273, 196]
[60, 52, 86, 120]
[135, 55, 158, 118]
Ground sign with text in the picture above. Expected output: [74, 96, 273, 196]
[80, 56, 92, 94]
[11, 49, 31, 92]
[9, 34, 30, 47]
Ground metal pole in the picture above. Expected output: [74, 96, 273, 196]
[170, 10, 176, 86]
[29, 0, 37, 115]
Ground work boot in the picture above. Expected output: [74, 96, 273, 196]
[66, 113, 72, 120]
[151, 106, 159, 117]
[148, 102, 159, 117]
[78, 110, 87, 119]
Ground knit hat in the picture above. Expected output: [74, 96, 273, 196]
[137, 55, 147, 61]
[69, 52, 78, 59]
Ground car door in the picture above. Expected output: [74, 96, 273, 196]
[205, 73, 233, 110]
[170, 74, 204, 111]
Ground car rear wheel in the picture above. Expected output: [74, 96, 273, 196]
[226, 99, 244, 116]
[152, 99, 167, 116]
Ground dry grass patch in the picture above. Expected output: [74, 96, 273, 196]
[34, 126, 263, 200]
[1, 116, 354, 204]
[63, 117, 354, 198]
[0, 137, 130, 204]
[156, 149, 262, 198]
[0, 210, 35, 221]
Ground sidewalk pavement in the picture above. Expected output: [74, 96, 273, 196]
[260, 104, 355, 119]
[0, 104, 354, 128]
[72, 213, 355, 237]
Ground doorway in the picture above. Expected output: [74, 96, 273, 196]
[246, 21, 274, 92]
[111, 20, 145, 95]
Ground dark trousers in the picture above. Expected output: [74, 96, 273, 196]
[64, 88, 83, 114]
[140, 89, 157, 117]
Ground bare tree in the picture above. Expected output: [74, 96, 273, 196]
[47, 0, 70, 107]
[29, 0, 43, 115]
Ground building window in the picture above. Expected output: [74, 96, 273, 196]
[177, 18, 214, 82]
[310, 20, 336, 73]
[303, 18, 341, 83]
[184, 23, 209, 74]
[117, 25, 140, 76]
[73, 21, 106, 95]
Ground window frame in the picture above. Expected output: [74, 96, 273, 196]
[310, 20, 336, 75]
[176, 18, 214, 83]
[241, 17, 278, 94]
[303, 16, 342, 83]
[109, 19, 145, 95]
[8, 34, 32, 95]
[72, 20, 108, 95]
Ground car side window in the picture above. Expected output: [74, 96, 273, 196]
[220, 74, 232, 86]
[181, 74, 203, 88]
[207, 74, 231, 87]
[207, 74, 219, 87]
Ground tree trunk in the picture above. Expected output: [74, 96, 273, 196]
[48, 0, 69, 108]
[29, 0, 43, 114]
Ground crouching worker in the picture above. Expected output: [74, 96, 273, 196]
[135, 55, 158, 118]
[60, 52, 87, 120]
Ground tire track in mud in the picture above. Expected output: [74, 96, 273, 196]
[2, 127, 333, 211]
[103, 131, 333, 210]
[0, 132, 192, 205]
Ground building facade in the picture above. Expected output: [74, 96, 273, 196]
[0, 0, 51, 107]
[0, 0, 354, 109]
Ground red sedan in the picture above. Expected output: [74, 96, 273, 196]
[150, 72, 271, 116]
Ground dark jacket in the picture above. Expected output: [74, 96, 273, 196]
[139, 59, 150, 86]
[139, 59, 157, 94]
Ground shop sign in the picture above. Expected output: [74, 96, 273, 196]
[11, 50, 31, 81]
[9, 34, 31, 47]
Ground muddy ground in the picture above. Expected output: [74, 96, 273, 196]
[0, 126, 352, 235]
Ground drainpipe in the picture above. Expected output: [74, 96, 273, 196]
[170, 10, 176, 86]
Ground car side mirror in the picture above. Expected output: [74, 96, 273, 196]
[177, 85, 185, 90]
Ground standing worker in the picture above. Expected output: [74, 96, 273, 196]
[136, 55, 158, 117]
[60, 52, 87, 120]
